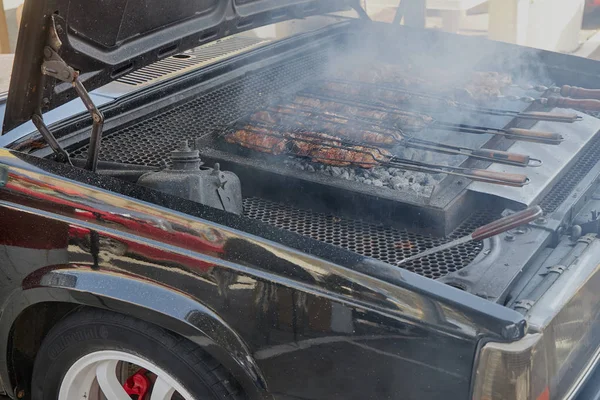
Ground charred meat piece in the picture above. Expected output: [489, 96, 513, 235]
[227, 121, 390, 169]
[306, 145, 386, 168]
[226, 126, 288, 154]
[250, 107, 401, 146]
[293, 96, 434, 131]
[319, 81, 458, 109]
[289, 132, 389, 168]
[469, 71, 513, 87]
[334, 64, 428, 88]
[335, 65, 514, 102]
[460, 72, 513, 102]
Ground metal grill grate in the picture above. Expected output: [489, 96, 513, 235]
[116, 36, 270, 86]
[71, 50, 330, 165]
[243, 197, 495, 279]
[540, 132, 600, 213]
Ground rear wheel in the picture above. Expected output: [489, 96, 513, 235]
[31, 308, 244, 400]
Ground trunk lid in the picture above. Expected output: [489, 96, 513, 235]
[2, 0, 358, 133]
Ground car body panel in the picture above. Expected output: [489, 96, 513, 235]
[0, 148, 527, 399]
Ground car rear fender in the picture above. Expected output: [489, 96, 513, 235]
[0, 266, 271, 400]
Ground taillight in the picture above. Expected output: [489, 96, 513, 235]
[473, 239, 600, 400]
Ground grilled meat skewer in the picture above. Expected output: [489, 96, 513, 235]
[295, 92, 564, 145]
[227, 124, 391, 168]
[336, 66, 514, 102]
[251, 105, 541, 167]
[294, 95, 434, 131]
[225, 126, 289, 154]
[321, 79, 581, 123]
[337, 65, 600, 110]
[224, 124, 530, 187]
[252, 107, 402, 145]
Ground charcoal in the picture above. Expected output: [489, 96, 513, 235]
[282, 157, 441, 194]
[390, 176, 404, 186]
[331, 166, 343, 176]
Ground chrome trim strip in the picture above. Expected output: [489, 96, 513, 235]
[565, 345, 600, 400]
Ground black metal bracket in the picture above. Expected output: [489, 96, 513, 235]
[36, 19, 105, 172]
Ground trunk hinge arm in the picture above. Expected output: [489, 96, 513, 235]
[36, 45, 105, 172]
[352, 1, 371, 20]
[393, 0, 426, 27]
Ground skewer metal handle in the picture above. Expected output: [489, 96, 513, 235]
[471, 149, 541, 167]
[505, 128, 564, 144]
[471, 206, 543, 241]
[545, 96, 600, 112]
[560, 85, 600, 100]
[466, 169, 529, 186]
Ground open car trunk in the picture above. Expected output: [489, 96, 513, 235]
[20, 19, 600, 304]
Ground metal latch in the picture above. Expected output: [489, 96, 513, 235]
[513, 299, 535, 313]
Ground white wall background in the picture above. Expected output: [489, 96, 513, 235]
[3, 0, 23, 10]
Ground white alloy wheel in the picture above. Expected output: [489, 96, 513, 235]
[58, 350, 195, 400]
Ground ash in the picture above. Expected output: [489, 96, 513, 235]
[283, 158, 444, 196]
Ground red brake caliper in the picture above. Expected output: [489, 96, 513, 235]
[123, 368, 150, 399]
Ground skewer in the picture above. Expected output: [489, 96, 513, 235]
[324, 78, 581, 123]
[508, 84, 560, 93]
[224, 124, 530, 187]
[511, 84, 600, 102]
[456, 88, 600, 112]
[262, 104, 542, 167]
[397, 206, 543, 266]
[296, 91, 564, 145]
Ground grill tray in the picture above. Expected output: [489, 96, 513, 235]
[196, 132, 481, 236]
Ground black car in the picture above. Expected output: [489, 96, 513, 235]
[0, 1, 599, 399]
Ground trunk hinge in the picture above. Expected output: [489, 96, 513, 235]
[35, 19, 105, 172]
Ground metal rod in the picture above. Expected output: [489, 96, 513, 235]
[31, 114, 72, 165]
[73, 80, 105, 172]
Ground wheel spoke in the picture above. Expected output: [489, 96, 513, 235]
[150, 376, 176, 400]
[95, 359, 132, 400]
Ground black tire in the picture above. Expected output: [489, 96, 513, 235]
[31, 308, 245, 400]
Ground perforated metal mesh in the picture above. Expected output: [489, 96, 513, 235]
[243, 197, 495, 278]
[70, 49, 330, 165]
[540, 133, 600, 213]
